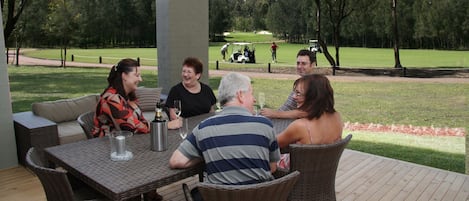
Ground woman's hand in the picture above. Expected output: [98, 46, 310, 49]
[259, 108, 277, 118]
[167, 118, 182, 129]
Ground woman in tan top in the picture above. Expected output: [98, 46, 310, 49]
[276, 74, 343, 168]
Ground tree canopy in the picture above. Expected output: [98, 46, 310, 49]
[2, 0, 468, 50]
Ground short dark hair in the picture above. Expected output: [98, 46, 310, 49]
[182, 57, 203, 76]
[296, 49, 317, 64]
[105, 58, 139, 100]
[296, 74, 335, 119]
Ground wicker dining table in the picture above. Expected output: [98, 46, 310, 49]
[44, 113, 214, 201]
[44, 112, 294, 201]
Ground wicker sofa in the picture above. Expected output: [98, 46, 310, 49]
[17, 87, 163, 145]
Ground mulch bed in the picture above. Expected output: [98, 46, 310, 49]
[344, 122, 466, 137]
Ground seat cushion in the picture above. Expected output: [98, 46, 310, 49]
[136, 87, 162, 112]
[57, 121, 87, 144]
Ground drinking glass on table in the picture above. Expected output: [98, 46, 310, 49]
[173, 100, 186, 138]
[174, 100, 182, 118]
[179, 118, 189, 139]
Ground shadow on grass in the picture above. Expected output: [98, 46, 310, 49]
[10, 69, 107, 112]
[348, 140, 465, 173]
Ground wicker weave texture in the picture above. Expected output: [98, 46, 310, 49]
[26, 147, 77, 201]
[198, 171, 300, 201]
[45, 113, 214, 200]
[288, 134, 352, 201]
[77, 111, 95, 139]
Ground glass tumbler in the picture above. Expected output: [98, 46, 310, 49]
[110, 130, 133, 161]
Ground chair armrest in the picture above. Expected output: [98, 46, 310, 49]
[273, 168, 289, 179]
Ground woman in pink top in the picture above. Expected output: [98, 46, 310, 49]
[276, 74, 343, 169]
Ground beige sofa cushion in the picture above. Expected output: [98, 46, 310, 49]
[32, 94, 99, 123]
[57, 121, 87, 144]
[136, 87, 162, 112]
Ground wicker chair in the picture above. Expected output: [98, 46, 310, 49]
[77, 111, 95, 139]
[193, 171, 300, 201]
[281, 134, 352, 201]
[25, 147, 107, 201]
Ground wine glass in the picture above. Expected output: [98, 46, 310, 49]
[258, 92, 266, 109]
[174, 100, 182, 118]
[215, 102, 222, 112]
[179, 118, 189, 139]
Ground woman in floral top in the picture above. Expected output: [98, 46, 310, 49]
[93, 58, 173, 201]
[92, 58, 181, 139]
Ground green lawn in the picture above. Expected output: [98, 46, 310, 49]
[7, 65, 467, 173]
[12, 32, 468, 173]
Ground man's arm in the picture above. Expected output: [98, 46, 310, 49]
[260, 108, 306, 119]
[169, 150, 201, 168]
[270, 162, 277, 173]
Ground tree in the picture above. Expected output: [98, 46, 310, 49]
[323, 0, 357, 67]
[251, 0, 272, 31]
[267, 0, 309, 43]
[209, 0, 231, 41]
[391, 0, 402, 68]
[314, 0, 336, 68]
[45, 0, 77, 67]
[5, 0, 469, 50]
[1, 0, 29, 43]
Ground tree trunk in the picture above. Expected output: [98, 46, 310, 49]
[334, 25, 341, 67]
[60, 47, 65, 68]
[3, 0, 29, 42]
[63, 47, 67, 68]
[315, 0, 336, 68]
[391, 0, 402, 68]
[319, 39, 336, 67]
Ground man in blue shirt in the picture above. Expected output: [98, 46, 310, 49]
[170, 72, 280, 185]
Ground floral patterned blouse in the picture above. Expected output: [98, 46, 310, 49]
[92, 87, 149, 137]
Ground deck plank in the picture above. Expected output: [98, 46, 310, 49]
[337, 157, 393, 201]
[367, 163, 414, 200]
[429, 172, 457, 201]
[443, 175, 466, 201]
[354, 162, 404, 200]
[380, 166, 421, 201]
[453, 178, 469, 201]
[416, 171, 448, 201]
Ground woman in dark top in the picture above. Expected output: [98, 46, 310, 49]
[166, 57, 217, 120]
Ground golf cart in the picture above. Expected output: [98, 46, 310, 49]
[229, 42, 256, 63]
[309, 39, 322, 53]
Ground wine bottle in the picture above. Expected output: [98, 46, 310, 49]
[153, 101, 166, 122]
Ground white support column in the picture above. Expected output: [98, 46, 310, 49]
[0, 10, 19, 169]
[156, 0, 209, 94]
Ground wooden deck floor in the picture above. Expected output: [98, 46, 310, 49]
[1, 149, 468, 201]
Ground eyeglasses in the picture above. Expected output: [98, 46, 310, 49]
[292, 90, 304, 97]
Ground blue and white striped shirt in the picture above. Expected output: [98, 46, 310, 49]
[177, 106, 280, 185]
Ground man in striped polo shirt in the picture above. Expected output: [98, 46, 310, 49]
[170, 72, 280, 186]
